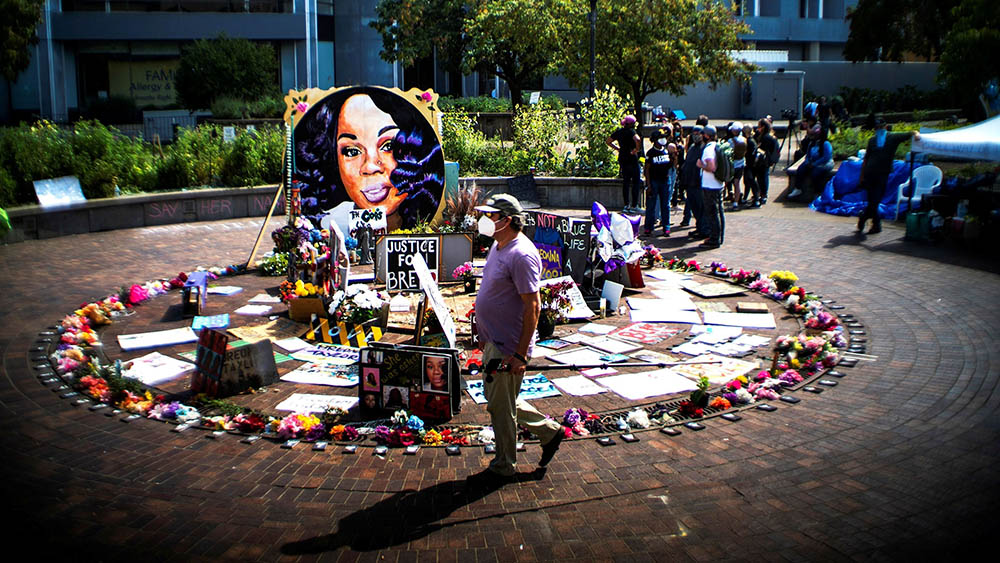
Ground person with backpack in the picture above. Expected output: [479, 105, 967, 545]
[696, 125, 725, 249]
[682, 125, 707, 238]
[727, 123, 747, 210]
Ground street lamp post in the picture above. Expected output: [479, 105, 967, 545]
[589, 0, 596, 101]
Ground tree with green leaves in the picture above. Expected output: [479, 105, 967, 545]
[844, 0, 960, 62]
[174, 34, 278, 110]
[560, 0, 754, 119]
[0, 0, 44, 82]
[938, 0, 1000, 105]
[371, 0, 581, 110]
[370, 0, 468, 79]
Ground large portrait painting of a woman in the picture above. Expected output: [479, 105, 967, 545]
[287, 86, 445, 232]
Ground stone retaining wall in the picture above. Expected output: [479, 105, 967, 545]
[2, 177, 621, 243]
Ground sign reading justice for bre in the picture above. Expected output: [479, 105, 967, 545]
[385, 236, 439, 292]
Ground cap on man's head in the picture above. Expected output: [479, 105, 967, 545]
[730, 121, 744, 133]
[475, 193, 524, 217]
[702, 125, 717, 137]
[691, 125, 704, 134]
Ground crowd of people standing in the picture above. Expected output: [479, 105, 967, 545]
[607, 113, 781, 250]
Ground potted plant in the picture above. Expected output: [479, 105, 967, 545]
[453, 262, 476, 293]
[538, 279, 574, 338]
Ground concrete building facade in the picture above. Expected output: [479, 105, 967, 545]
[3, 0, 939, 123]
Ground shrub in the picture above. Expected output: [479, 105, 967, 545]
[220, 125, 283, 187]
[247, 94, 286, 118]
[210, 96, 247, 119]
[169, 125, 227, 186]
[438, 96, 511, 113]
[512, 104, 567, 173]
[175, 33, 278, 109]
[572, 85, 628, 177]
[441, 111, 490, 174]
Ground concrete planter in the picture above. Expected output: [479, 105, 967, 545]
[2, 185, 284, 243]
[0, 176, 621, 244]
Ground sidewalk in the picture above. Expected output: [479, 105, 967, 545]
[1, 173, 998, 560]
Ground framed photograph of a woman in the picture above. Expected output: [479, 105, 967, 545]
[286, 86, 446, 232]
[422, 353, 450, 394]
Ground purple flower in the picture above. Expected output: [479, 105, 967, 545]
[723, 392, 738, 404]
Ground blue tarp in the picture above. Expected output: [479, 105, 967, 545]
[809, 160, 924, 219]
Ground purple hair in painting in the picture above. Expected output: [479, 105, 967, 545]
[292, 86, 445, 229]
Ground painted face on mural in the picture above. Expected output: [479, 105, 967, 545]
[337, 94, 408, 215]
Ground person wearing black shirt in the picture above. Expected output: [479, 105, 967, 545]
[606, 115, 643, 213]
[857, 118, 920, 234]
[643, 129, 676, 236]
[753, 119, 779, 206]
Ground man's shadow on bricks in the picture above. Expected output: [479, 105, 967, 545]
[280, 468, 546, 554]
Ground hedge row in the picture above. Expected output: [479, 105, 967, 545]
[0, 120, 283, 207]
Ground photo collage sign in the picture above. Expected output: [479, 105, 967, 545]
[359, 342, 461, 421]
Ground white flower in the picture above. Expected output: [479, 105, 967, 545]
[735, 388, 755, 404]
[626, 409, 651, 429]
[477, 427, 495, 444]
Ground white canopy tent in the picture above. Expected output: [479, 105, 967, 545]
[911, 115, 1000, 161]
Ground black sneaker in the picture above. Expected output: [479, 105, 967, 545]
[538, 431, 564, 467]
[688, 231, 708, 240]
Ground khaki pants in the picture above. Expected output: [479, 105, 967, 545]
[482, 341, 561, 476]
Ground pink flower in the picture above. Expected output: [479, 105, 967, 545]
[296, 101, 309, 113]
[421, 92, 433, 102]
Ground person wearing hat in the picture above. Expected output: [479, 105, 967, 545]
[606, 115, 644, 214]
[856, 117, 921, 234]
[472, 194, 564, 481]
[696, 125, 724, 248]
[680, 124, 706, 236]
[643, 127, 676, 237]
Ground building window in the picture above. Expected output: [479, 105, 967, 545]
[63, 0, 294, 13]
[758, 0, 780, 17]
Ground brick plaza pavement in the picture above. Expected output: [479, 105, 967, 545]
[1, 175, 998, 561]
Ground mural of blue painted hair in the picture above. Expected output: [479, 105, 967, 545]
[291, 86, 445, 231]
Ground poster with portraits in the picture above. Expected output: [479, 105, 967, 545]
[285, 86, 446, 232]
[358, 342, 460, 420]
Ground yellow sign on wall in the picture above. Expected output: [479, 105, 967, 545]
[108, 60, 180, 107]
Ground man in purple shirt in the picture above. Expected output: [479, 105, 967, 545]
[474, 194, 563, 480]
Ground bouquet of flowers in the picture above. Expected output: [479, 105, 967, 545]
[729, 268, 761, 285]
[641, 245, 664, 268]
[452, 261, 474, 281]
[667, 257, 701, 272]
[539, 279, 575, 324]
[709, 261, 728, 275]
[768, 270, 799, 292]
[328, 284, 387, 325]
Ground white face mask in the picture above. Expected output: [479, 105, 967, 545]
[657, 138, 668, 146]
[478, 214, 497, 237]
